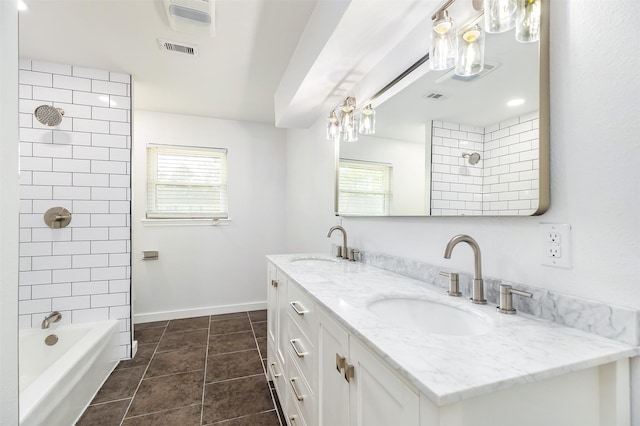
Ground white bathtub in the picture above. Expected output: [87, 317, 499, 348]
[19, 320, 120, 426]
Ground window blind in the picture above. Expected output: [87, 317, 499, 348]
[147, 145, 228, 219]
[338, 159, 391, 215]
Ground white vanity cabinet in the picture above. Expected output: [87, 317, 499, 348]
[266, 262, 289, 408]
[317, 307, 420, 426]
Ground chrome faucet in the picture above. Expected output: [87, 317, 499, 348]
[41, 311, 62, 329]
[327, 225, 349, 259]
[443, 234, 487, 304]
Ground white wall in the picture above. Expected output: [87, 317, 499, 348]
[284, 1, 640, 311]
[132, 111, 287, 322]
[0, 1, 20, 423]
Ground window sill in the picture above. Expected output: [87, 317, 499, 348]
[141, 218, 231, 227]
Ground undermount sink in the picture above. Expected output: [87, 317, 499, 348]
[289, 256, 340, 266]
[368, 298, 493, 337]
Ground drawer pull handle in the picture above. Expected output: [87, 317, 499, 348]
[336, 353, 346, 373]
[290, 377, 305, 401]
[290, 339, 308, 358]
[290, 301, 308, 316]
[344, 363, 355, 383]
[269, 362, 282, 378]
[271, 279, 278, 288]
[289, 415, 297, 425]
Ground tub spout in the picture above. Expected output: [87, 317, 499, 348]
[41, 311, 62, 329]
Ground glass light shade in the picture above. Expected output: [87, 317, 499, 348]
[455, 26, 485, 77]
[484, 0, 517, 33]
[326, 111, 340, 140]
[358, 105, 376, 135]
[429, 10, 457, 71]
[516, 0, 541, 43]
[343, 117, 359, 142]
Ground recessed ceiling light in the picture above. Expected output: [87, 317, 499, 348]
[17, 0, 28, 11]
[507, 98, 525, 107]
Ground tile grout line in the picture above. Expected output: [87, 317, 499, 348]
[117, 323, 168, 426]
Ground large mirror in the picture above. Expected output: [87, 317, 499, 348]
[335, 2, 549, 217]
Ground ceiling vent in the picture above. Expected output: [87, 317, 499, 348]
[163, 0, 215, 38]
[422, 92, 448, 100]
[157, 39, 200, 57]
[434, 61, 500, 88]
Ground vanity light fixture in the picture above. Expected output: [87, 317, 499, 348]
[358, 104, 376, 135]
[340, 97, 358, 143]
[326, 111, 340, 140]
[515, 0, 541, 43]
[484, 0, 517, 33]
[455, 24, 485, 77]
[429, 9, 457, 71]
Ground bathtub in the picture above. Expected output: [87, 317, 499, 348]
[19, 320, 120, 426]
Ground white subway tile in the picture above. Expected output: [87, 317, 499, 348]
[72, 227, 109, 241]
[19, 315, 33, 328]
[109, 201, 130, 214]
[52, 296, 91, 311]
[508, 200, 532, 210]
[72, 173, 109, 187]
[509, 121, 533, 135]
[69, 213, 91, 228]
[32, 283, 72, 299]
[510, 161, 533, 173]
[110, 305, 130, 322]
[20, 185, 53, 200]
[20, 128, 53, 144]
[499, 172, 520, 183]
[31, 255, 72, 270]
[109, 148, 130, 162]
[20, 143, 33, 158]
[109, 95, 130, 110]
[500, 117, 520, 129]
[53, 158, 91, 173]
[91, 293, 126, 308]
[91, 106, 128, 122]
[73, 91, 110, 107]
[20, 229, 32, 243]
[20, 270, 51, 285]
[72, 281, 109, 296]
[19, 257, 32, 272]
[53, 75, 91, 91]
[32, 60, 72, 76]
[519, 170, 538, 181]
[91, 160, 126, 175]
[443, 122, 460, 130]
[73, 145, 109, 160]
[52, 268, 91, 283]
[109, 253, 130, 267]
[32, 114, 73, 131]
[52, 130, 92, 146]
[109, 122, 131, 136]
[91, 240, 126, 254]
[72, 307, 109, 323]
[519, 111, 539, 122]
[20, 242, 52, 256]
[73, 66, 109, 81]
[19, 286, 31, 300]
[19, 70, 52, 87]
[31, 228, 72, 242]
[19, 57, 32, 70]
[32, 171, 72, 186]
[519, 129, 539, 142]
[520, 149, 538, 161]
[73, 254, 109, 268]
[19, 299, 52, 315]
[499, 192, 520, 201]
[92, 187, 127, 200]
[73, 200, 109, 214]
[109, 227, 130, 240]
[119, 331, 131, 346]
[92, 80, 127, 96]
[73, 118, 110, 134]
[91, 266, 127, 281]
[20, 200, 32, 214]
[53, 241, 91, 256]
[109, 279, 130, 293]
[32, 142, 72, 158]
[52, 186, 91, 200]
[52, 102, 92, 119]
[509, 180, 533, 191]
[91, 214, 126, 227]
[32, 86, 72, 104]
[92, 134, 127, 148]
[110, 72, 131, 84]
[20, 112, 33, 128]
[499, 153, 520, 165]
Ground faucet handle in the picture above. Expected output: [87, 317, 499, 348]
[439, 271, 462, 297]
[497, 284, 533, 314]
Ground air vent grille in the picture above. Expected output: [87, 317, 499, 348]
[423, 92, 448, 100]
[157, 38, 199, 56]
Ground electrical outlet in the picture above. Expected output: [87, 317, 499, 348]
[540, 223, 571, 268]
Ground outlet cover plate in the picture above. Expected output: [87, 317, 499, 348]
[540, 223, 572, 268]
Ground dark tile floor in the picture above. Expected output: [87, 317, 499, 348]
[77, 310, 284, 426]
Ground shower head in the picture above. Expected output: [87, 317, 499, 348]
[34, 105, 64, 126]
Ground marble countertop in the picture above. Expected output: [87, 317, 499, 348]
[267, 253, 640, 406]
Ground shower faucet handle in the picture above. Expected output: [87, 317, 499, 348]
[439, 271, 462, 297]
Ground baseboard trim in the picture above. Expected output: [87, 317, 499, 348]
[133, 301, 267, 324]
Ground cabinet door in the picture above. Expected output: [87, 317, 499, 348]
[267, 262, 278, 354]
[317, 308, 350, 426]
[276, 272, 289, 367]
[349, 338, 419, 426]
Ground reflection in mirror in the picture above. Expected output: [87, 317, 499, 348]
[335, 1, 548, 217]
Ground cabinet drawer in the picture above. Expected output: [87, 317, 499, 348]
[286, 349, 316, 426]
[286, 314, 316, 391]
[287, 281, 316, 341]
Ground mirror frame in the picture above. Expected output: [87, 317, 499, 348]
[335, 0, 549, 217]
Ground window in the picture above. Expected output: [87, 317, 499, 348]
[147, 145, 228, 219]
[338, 159, 392, 215]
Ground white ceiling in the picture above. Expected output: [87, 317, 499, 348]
[18, 0, 318, 124]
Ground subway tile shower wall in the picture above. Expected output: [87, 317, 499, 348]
[18, 59, 132, 359]
[431, 112, 539, 216]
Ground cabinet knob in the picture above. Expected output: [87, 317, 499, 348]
[271, 279, 278, 288]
